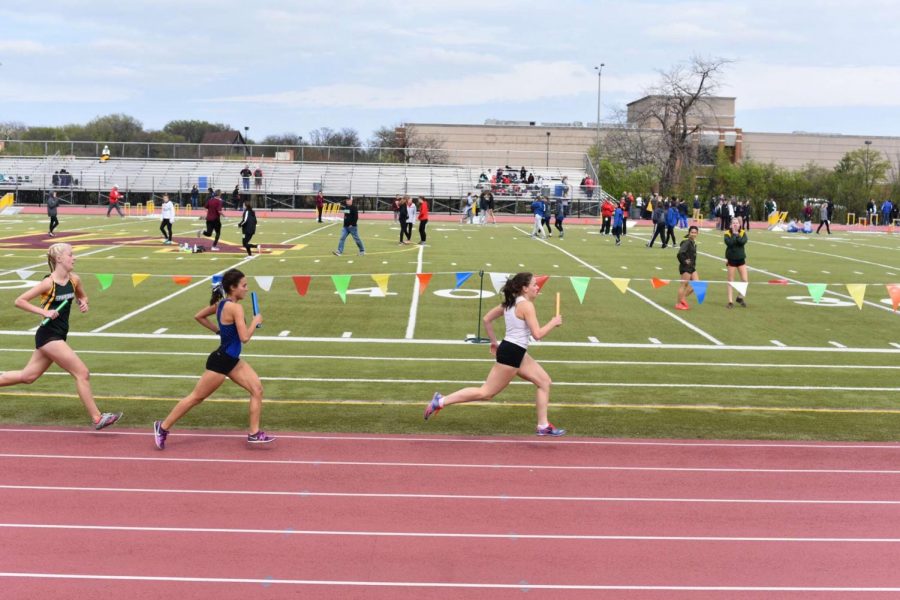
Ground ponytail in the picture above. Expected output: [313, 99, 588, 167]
[500, 272, 532, 309]
[209, 268, 245, 305]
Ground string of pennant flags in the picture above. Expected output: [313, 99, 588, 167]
[12, 269, 900, 310]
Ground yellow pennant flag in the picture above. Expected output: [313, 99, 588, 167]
[371, 273, 390, 296]
[611, 278, 630, 294]
[131, 273, 150, 287]
[845, 283, 866, 310]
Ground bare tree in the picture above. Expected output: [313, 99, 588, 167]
[629, 56, 732, 192]
[401, 125, 448, 165]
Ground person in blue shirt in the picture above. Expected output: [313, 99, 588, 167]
[664, 201, 680, 248]
[531, 197, 546, 239]
[881, 199, 894, 227]
[153, 268, 273, 449]
[612, 205, 624, 246]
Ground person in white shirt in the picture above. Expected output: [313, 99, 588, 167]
[159, 194, 175, 244]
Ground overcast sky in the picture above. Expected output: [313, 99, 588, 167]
[3, 0, 900, 142]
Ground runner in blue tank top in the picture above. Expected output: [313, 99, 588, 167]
[154, 268, 273, 449]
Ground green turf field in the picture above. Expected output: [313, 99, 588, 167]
[1, 212, 899, 440]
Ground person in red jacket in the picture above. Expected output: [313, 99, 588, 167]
[106, 185, 124, 217]
[417, 196, 430, 245]
[199, 190, 224, 251]
[600, 198, 615, 235]
[315, 191, 325, 223]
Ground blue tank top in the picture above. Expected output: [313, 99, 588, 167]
[216, 300, 242, 358]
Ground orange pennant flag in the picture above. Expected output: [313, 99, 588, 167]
[534, 275, 550, 293]
[886, 284, 900, 311]
[417, 273, 433, 295]
[172, 276, 192, 286]
[650, 277, 670, 289]
[292, 275, 311, 296]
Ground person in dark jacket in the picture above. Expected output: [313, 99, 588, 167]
[675, 226, 699, 310]
[238, 199, 259, 256]
[647, 202, 667, 248]
[724, 219, 748, 308]
[333, 197, 365, 256]
[664, 201, 679, 247]
[398, 196, 410, 244]
[46, 191, 60, 237]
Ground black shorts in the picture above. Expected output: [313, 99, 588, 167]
[679, 267, 696, 276]
[496, 340, 527, 368]
[727, 259, 746, 268]
[205, 349, 240, 375]
[35, 328, 66, 349]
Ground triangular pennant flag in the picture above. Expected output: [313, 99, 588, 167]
[689, 280, 708, 304]
[172, 275, 192, 286]
[807, 283, 827, 304]
[534, 275, 550, 293]
[131, 273, 150, 287]
[489, 272, 510, 294]
[417, 273, 433, 295]
[729, 281, 748, 297]
[650, 277, 670, 289]
[371, 274, 390, 295]
[211, 274, 223, 286]
[846, 283, 866, 310]
[332, 274, 351, 304]
[15, 270, 35, 280]
[768, 279, 788, 285]
[886, 284, 900, 311]
[455, 272, 474, 289]
[611, 278, 630, 294]
[569, 277, 590, 304]
[254, 276, 274, 292]
[95, 274, 114, 291]
[292, 275, 311, 296]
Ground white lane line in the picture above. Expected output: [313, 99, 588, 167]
[24, 370, 900, 392]
[515, 226, 723, 346]
[278, 330, 290, 337]
[1, 523, 898, 543]
[891, 343, 900, 349]
[771, 340, 786, 347]
[280, 222, 336, 244]
[587, 336, 599, 343]
[0, 484, 897, 505]
[0, 573, 898, 593]
[649, 337, 661, 345]
[829, 341, 846, 348]
[2, 453, 897, 474]
[91, 254, 257, 332]
[404, 243, 424, 339]
[342, 331, 352, 338]
[2, 428, 898, 449]
[152, 328, 167, 335]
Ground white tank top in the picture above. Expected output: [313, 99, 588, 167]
[503, 296, 531, 349]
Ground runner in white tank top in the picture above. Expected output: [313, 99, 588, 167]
[423, 272, 566, 436]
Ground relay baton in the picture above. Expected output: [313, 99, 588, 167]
[555, 292, 560, 317]
[41, 299, 68, 326]
[250, 292, 261, 328]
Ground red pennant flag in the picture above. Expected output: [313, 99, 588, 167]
[417, 273, 433, 295]
[172, 276, 192, 286]
[768, 279, 789, 285]
[650, 277, 670, 289]
[292, 275, 311, 296]
[886, 284, 900, 311]
[534, 275, 550, 293]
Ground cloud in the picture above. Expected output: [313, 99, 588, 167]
[0, 81, 131, 103]
[0, 40, 51, 55]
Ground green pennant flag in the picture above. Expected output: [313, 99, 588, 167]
[331, 274, 351, 304]
[95, 274, 114, 291]
[807, 283, 827, 304]
[569, 276, 590, 304]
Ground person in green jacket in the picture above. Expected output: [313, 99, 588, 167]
[724, 219, 748, 308]
[675, 225, 699, 310]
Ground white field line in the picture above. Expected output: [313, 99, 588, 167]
[752, 238, 900, 272]
[279, 221, 336, 244]
[0, 245, 115, 278]
[22, 370, 900, 392]
[1, 484, 897, 505]
[1, 523, 898, 543]
[404, 243, 424, 339]
[2, 428, 898, 449]
[6, 347, 900, 369]
[517, 227, 723, 345]
[90, 254, 257, 332]
[2, 453, 897, 475]
[3, 328, 900, 353]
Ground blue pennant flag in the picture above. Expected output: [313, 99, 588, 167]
[455, 272, 474, 289]
[689, 280, 708, 304]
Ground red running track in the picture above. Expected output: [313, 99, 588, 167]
[0, 426, 899, 599]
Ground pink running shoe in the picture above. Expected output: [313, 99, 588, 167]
[424, 392, 442, 421]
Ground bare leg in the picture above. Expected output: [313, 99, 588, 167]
[727, 266, 735, 303]
[515, 354, 552, 427]
[441, 362, 518, 407]
[161, 370, 227, 430]
[0, 350, 53, 387]
[39, 341, 101, 422]
[226, 360, 264, 433]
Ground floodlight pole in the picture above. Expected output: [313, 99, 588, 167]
[465, 270, 491, 344]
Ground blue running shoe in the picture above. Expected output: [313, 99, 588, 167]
[424, 392, 442, 421]
[153, 420, 168, 450]
[248, 431, 275, 444]
[536, 423, 566, 437]
[94, 412, 123, 430]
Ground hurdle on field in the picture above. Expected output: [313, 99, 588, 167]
[846, 212, 856, 226]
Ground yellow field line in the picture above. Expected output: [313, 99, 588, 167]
[2, 391, 899, 414]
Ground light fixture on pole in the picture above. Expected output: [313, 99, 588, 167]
[864, 140, 873, 202]
[244, 126, 250, 158]
[594, 63, 604, 169]
[546, 131, 551, 168]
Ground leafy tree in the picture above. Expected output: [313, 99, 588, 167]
[83, 114, 145, 142]
[163, 120, 233, 144]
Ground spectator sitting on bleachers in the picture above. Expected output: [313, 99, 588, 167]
[478, 172, 488, 183]
[52, 171, 60, 187]
[520, 166, 527, 181]
[100, 145, 110, 162]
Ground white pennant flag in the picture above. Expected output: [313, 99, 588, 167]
[254, 276, 274, 292]
[489, 272, 511, 294]
[729, 281, 749, 297]
[16, 270, 35, 280]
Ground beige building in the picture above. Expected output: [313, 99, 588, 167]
[407, 96, 900, 173]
